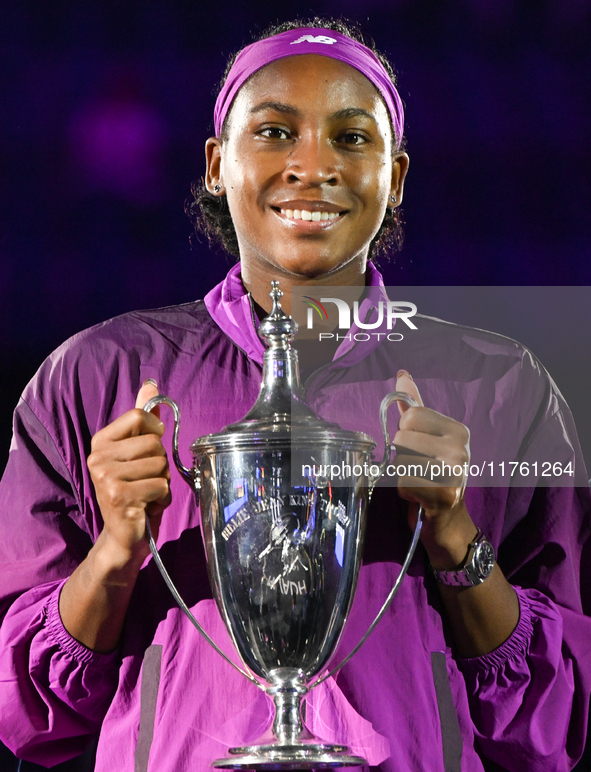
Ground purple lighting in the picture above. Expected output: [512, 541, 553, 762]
[69, 88, 167, 204]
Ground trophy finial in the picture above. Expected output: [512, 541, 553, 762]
[258, 281, 298, 349]
[231, 279, 321, 425]
[270, 280, 282, 308]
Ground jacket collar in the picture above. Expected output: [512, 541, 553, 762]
[204, 263, 389, 367]
[204, 264, 264, 362]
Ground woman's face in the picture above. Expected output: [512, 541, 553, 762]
[206, 55, 408, 305]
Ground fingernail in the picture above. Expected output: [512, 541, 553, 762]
[397, 369, 413, 380]
[143, 378, 158, 387]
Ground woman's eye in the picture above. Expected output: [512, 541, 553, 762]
[340, 131, 368, 146]
[258, 127, 291, 140]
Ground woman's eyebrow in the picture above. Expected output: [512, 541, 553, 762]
[249, 101, 301, 117]
[330, 107, 377, 123]
[247, 103, 377, 124]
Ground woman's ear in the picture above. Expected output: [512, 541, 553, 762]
[205, 137, 224, 194]
[389, 152, 409, 207]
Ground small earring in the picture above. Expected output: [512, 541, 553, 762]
[389, 195, 397, 204]
[214, 184, 222, 194]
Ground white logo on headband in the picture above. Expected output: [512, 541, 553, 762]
[291, 35, 337, 45]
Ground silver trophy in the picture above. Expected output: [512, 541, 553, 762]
[144, 282, 423, 769]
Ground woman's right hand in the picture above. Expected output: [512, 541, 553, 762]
[87, 380, 171, 566]
[60, 381, 171, 651]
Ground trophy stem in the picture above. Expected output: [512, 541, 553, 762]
[212, 668, 366, 769]
[268, 669, 308, 745]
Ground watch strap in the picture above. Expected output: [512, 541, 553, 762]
[431, 529, 495, 587]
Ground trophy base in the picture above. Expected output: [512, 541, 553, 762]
[212, 742, 366, 769]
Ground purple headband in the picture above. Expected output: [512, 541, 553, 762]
[214, 28, 404, 147]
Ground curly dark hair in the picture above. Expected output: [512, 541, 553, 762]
[185, 17, 406, 262]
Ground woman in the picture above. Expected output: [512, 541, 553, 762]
[0, 19, 589, 772]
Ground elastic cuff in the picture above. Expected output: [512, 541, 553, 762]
[458, 586, 533, 674]
[45, 579, 120, 666]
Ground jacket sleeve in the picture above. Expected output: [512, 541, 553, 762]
[0, 580, 120, 764]
[0, 395, 120, 764]
[458, 584, 591, 772]
[458, 391, 591, 772]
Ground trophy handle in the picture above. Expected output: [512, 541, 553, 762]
[142, 394, 195, 488]
[312, 389, 424, 690]
[141, 394, 265, 691]
[370, 390, 419, 489]
[311, 507, 423, 690]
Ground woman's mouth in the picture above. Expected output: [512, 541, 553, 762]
[279, 208, 341, 221]
[271, 203, 347, 227]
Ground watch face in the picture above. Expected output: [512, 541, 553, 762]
[474, 541, 495, 579]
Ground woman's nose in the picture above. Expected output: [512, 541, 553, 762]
[282, 135, 341, 186]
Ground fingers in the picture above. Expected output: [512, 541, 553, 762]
[87, 378, 171, 556]
[93, 471, 171, 512]
[395, 370, 424, 414]
[395, 400, 469, 455]
[394, 456, 466, 488]
[395, 414, 469, 457]
[135, 378, 160, 418]
[91, 405, 164, 449]
[88, 436, 170, 495]
[92, 432, 166, 462]
[391, 371, 470, 515]
[393, 425, 469, 488]
[89, 436, 168, 476]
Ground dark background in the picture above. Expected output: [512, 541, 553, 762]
[2, 1, 591, 471]
[0, 1, 590, 769]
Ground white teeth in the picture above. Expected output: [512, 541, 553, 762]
[280, 209, 340, 221]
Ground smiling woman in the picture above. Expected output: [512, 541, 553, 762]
[0, 16, 590, 772]
[188, 20, 407, 266]
[206, 53, 407, 301]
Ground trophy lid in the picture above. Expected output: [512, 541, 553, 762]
[191, 282, 375, 455]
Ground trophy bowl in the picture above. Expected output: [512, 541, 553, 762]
[197, 432, 373, 683]
[143, 283, 422, 769]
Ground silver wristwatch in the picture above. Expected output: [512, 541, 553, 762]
[431, 529, 495, 587]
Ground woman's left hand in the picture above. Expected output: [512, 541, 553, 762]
[393, 370, 520, 657]
[393, 370, 478, 570]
